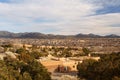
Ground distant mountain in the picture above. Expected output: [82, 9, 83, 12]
[105, 34, 120, 38]
[19, 32, 46, 39]
[0, 31, 67, 39]
[0, 31, 16, 38]
[0, 31, 119, 39]
[75, 33, 102, 38]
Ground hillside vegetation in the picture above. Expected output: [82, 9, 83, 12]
[77, 52, 120, 80]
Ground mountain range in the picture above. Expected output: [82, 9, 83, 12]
[0, 31, 119, 39]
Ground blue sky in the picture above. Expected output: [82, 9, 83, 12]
[0, 0, 9, 3]
[0, 0, 120, 35]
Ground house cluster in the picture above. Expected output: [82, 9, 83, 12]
[39, 54, 100, 73]
[0, 38, 119, 53]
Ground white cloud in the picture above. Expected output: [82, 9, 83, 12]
[0, 0, 120, 35]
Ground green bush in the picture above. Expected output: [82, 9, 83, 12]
[77, 52, 120, 80]
[0, 55, 51, 80]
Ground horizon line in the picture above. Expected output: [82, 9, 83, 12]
[0, 30, 120, 36]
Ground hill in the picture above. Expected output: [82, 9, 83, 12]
[0, 31, 119, 39]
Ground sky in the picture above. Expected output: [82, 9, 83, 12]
[0, 0, 120, 35]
